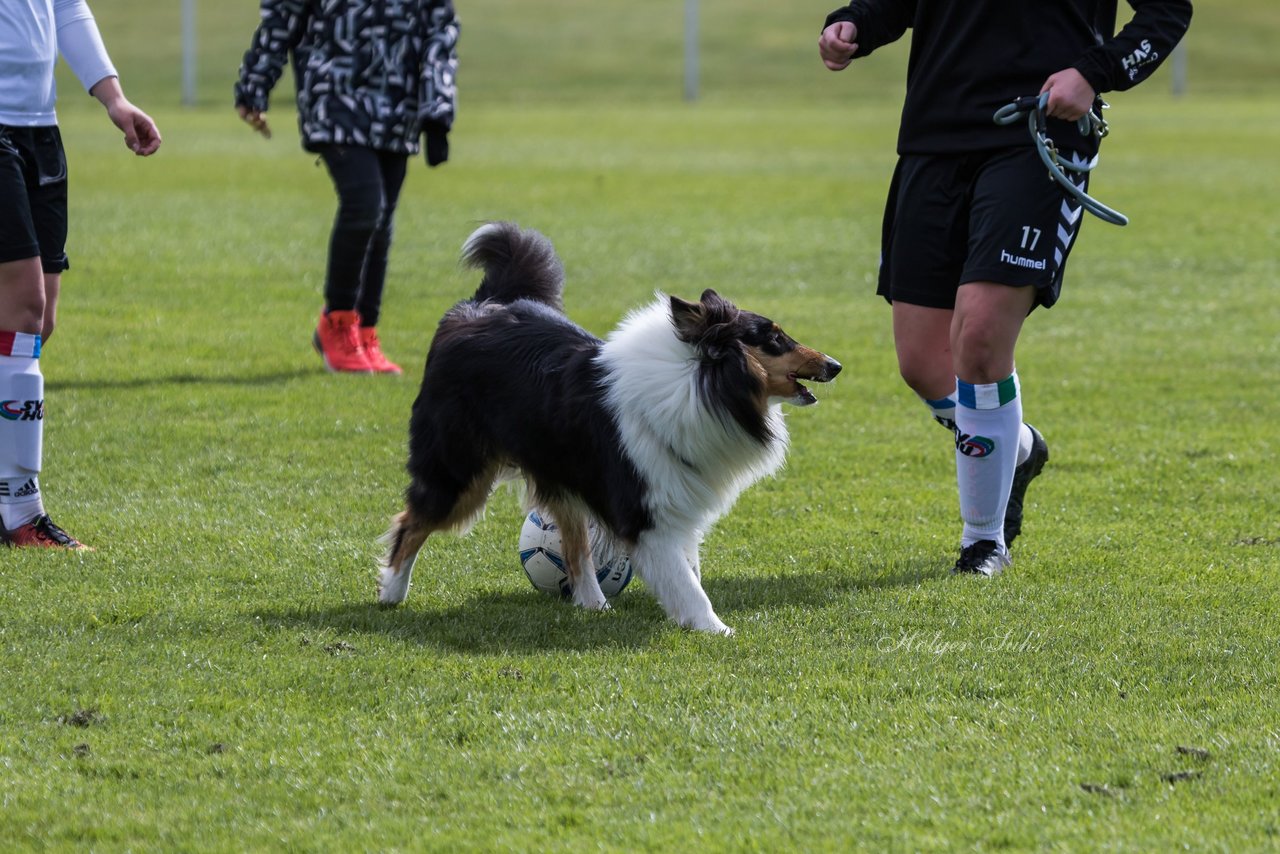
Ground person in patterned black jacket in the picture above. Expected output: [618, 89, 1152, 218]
[235, 0, 459, 374]
[818, 1, 1191, 577]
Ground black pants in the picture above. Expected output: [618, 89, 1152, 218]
[317, 145, 409, 327]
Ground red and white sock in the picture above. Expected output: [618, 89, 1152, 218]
[0, 332, 46, 530]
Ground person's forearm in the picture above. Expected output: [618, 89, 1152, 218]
[88, 74, 125, 109]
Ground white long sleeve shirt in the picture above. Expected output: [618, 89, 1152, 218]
[0, 0, 117, 126]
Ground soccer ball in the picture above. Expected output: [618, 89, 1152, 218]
[518, 510, 633, 598]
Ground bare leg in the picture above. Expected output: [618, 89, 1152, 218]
[0, 258, 45, 335]
[891, 301, 955, 400]
[41, 272, 60, 343]
[951, 282, 1035, 382]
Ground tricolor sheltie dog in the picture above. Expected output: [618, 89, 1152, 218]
[378, 222, 841, 634]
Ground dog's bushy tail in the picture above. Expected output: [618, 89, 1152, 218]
[461, 222, 565, 311]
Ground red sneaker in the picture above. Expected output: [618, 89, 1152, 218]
[313, 309, 373, 373]
[3, 514, 92, 550]
[358, 326, 403, 374]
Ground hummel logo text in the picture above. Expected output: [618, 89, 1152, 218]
[1000, 249, 1046, 271]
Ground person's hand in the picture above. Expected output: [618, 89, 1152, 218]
[237, 105, 273, 139]
[1040, 69, 1096, 122]
[819, 21, 859, 71]
[89, 77, 161, 155]
[424, 124, 448, 167]
[107, 100, 161, 155]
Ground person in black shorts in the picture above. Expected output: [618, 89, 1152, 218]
[1, 0, 161, 549]
[818, 0, 1192, 576]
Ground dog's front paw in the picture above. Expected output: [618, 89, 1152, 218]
[682, 613, 734, 635]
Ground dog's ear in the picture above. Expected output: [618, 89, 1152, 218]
[670, 295, 706, 343]
[671, 292, 741, 361]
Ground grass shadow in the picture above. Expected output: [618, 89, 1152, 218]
[255, 561, 939, 654]
[48, 368, 317, 391]
[256, 590, 668, 654]
[706, 560, 943, 613]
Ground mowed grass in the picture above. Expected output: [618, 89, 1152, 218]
[2, 1, 1279, 850]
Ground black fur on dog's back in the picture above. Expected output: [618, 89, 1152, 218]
[403, 223, 654, 546]
[462, 221, 565, 311]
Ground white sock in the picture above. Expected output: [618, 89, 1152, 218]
[0, 333, 46, 530]
[920, 391, 957, 434]
[1016, 422, 1033, 466]
[955, 373, 1022, 549]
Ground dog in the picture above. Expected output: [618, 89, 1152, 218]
[378, 222, 841, 634]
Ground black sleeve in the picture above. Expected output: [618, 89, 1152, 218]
[823, 0, 916, 59]
[1072, 0, 1193, 93]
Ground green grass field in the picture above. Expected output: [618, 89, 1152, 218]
[3, 1, 1278, 850]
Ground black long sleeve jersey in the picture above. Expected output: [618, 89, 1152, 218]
[236, 0, 459, 155]
[825, 0, 1192, 156]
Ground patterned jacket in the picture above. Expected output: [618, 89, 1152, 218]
[235, 0, 458, 155]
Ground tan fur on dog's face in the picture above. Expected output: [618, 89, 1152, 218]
[670, 289, 842, 407]
[746, 333, 841, 406]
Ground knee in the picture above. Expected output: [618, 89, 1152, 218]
[896, 354, 953, 399]
[951, 326, 1010, 383]
[337, 186, 386, 232]
[897, 365, 937, 398]
[0, 262, 47, 335]
[369, 214, 396, 249]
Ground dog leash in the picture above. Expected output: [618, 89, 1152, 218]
[993, 91, 1129, 226]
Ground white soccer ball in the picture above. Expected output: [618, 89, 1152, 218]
[518, 510, 633, 598]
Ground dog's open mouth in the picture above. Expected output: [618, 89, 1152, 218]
[788, 364, 839, 406]
[783, 368, 834, 407]
[788, 372, 819, 406]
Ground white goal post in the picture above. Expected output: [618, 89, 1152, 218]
[182, 0, 197, 106]
[684, 0, 699, 101]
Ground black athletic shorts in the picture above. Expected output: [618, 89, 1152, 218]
[876, 146, 1089, 310]
[0, 125, 70, 273]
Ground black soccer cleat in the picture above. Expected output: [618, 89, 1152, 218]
[951, 539, 1010, 578]
[1005, 424, 1049, 547]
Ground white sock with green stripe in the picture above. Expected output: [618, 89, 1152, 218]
[920, 391, 957, 433]
[955, 372, 1021, 549]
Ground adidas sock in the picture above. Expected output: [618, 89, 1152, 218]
[955, 373, 1022, 549]
[0, 333, 46, 530]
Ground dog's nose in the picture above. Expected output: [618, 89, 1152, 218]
[825, 358, 842, 380]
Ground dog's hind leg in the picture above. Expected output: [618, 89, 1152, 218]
[379, 510, 431, 605]
[553, 506, 609, 612]
[631, 532, 731, 635]
[378, 466, 499, 606]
